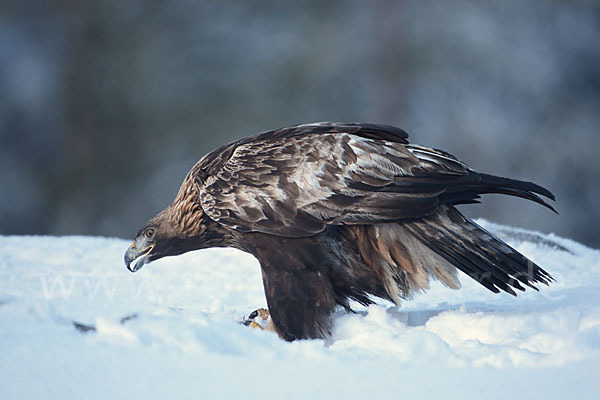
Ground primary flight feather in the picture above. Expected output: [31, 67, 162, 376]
[124, 122, 555, 341]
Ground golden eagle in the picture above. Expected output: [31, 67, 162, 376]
[124, 122, 555, 341]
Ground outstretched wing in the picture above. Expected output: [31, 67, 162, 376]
[196, 123, 472, 237]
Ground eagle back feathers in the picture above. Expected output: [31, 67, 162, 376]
[192, 123, 473, 237]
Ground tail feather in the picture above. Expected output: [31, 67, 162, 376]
[404, 205, 553, 296]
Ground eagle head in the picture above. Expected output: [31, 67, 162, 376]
[123, 178, 220, 274]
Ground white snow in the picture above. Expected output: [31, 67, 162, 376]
[1, 220, 599, 399]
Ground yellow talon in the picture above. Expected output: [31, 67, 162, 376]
[249, 321, 264, 330]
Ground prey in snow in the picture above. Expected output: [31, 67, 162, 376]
[124, 122, 555, 341]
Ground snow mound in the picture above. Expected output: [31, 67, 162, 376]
[1, 221, 599, 399]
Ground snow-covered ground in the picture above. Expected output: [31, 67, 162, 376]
[1, 220, 599, 399]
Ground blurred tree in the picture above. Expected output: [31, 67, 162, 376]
[0, 0, 598, 246]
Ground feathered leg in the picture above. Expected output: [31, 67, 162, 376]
[242, 233, 338, 341]
[260, 266, 336, 341]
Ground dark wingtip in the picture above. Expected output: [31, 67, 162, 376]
[472, 173, 558, 214]
[536, 185, 556, 201]
[535, 194, 558, 214]
[521, 180, 557, 205]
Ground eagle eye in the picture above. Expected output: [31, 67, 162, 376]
[145, 228, 155, 239]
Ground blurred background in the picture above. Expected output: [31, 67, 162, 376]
[1, 0, 599, 247]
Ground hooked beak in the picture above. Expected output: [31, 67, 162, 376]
[124, 243, 154, 273]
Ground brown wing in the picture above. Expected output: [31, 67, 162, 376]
[195, 123, 471, 237]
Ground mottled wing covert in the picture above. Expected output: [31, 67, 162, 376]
[197, 123, 470, 237]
